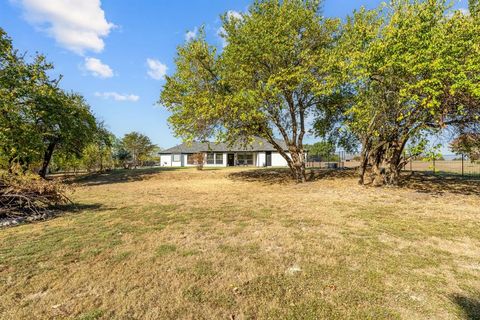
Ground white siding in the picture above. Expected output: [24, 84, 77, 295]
[171, 153, 182, 167]
[271, 152, 289, 166]
[256, 152, 266, 167]
[222, 153, 228, 166]
[160, 155, 171, 167]
[161, 152, 290, 167]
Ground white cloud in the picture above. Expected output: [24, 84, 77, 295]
[185, 27, 198, 42]
[146, 58, 167, 80]
[95, 92, 139, 102]
[226, 10, 242, 21]
[217, 10, 243, 48]
[457, 7, 470, 15]
[84, 57, 113, 78]
[18, 0, 114, 54]
[217, 27, 228, 48]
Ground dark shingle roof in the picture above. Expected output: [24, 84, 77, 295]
[159, 137, 288, 154]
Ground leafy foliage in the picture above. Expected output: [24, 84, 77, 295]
[160, 0, 343, 182]
[121, 132, 157, 169]
[339, 0, 480, 185]
[450, 133, 480, 161]
[0, 28, 99, 177]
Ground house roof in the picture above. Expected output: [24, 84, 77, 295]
[159, 137, 288, 154]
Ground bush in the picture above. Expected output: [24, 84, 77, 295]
[192, 153, 205, 170]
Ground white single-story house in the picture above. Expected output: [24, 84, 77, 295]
[159, 138, 293, 167]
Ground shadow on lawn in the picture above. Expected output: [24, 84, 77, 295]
[228, 168, 356, 184]
[400, 172, 480, 196]
[70, 167, 183, 187]
[450, 294, 480, 320]
[55, 202, 106, 213]
[229, 168, 480, 196]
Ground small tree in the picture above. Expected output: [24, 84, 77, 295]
[305, 141, 336, 161]
[451, 133, 480, 161]
[121, 132, 156, 169]
[192, 153, 205, 170]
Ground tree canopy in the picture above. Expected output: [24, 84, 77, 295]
[121, 132, 156, 169]
[1, 28, 101, 177]
[339, 0, 480, 185]
[160, 0, 343, 182]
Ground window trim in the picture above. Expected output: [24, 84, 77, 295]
[206, 153, 215, 164]
[215, 153, 223, 165]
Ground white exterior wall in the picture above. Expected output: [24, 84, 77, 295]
[161, 152, 290, 167]
[160, 155, 172, 167]
[256, 152, 266, 167]
[171, 154, 182, 167]
[271, 152, 289, 167]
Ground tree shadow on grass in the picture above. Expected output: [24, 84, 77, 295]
[450, 294, 480, 320]
[400, 172, 480, 196]
[69, 167, 184, 187]
[228, 168, 356, 185]
[229, 168, 480, 196]
[54, 203, 106, 213]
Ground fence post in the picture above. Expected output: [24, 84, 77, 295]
[461, 153, 464, 177]
[433, 157, 436, 175]
[409, 152, 412, 172]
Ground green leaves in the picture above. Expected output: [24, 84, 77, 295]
[121, 132, 156, 168]
[0, 28, 99, 175]
[160, 0, 342, 144]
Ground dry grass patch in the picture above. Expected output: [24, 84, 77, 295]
[1, 167, 479, 319]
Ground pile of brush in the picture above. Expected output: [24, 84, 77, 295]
[0, 170, 71, 219]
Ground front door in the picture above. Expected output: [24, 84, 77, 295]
[227, 153, 235, 166]
[266, 151, 272, 167]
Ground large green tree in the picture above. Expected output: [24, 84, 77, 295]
[470, 0, 480, 18]
[0, 28, 51, 170]
[0, 28, 99, 178]
[340, 0, 480, 185]
[160, 0, 343, 182]
[37, 91, 98, 178]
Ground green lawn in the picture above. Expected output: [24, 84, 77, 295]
[1, 168, 479, 319]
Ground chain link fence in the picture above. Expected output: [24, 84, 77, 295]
[306, 152, 480, 177]
[404, 154, 480, 177]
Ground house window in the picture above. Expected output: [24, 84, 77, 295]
[206, 153, 223, 165]
[173, 154, 181, 162]
[206, 153, 215, 164]
[237, 153, 253, 165]
[215, 153, 223, 165]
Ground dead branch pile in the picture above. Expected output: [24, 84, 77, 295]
[0, 171, 72, 218]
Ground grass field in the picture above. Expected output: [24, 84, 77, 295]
[1, 167, 479, 319]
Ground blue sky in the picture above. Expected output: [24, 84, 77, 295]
[0, 0, 469, 149]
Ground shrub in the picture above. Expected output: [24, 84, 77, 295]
[192, 153, 205, 170]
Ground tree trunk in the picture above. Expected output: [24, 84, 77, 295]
[369, 146, 386, 186]
[263, 133, 306, 183]
[358, 139, 370, 185]
[39, 141, 56, 179]
[290, 148, 306, 183]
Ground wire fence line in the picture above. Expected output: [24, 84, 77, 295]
[306, 152, 480, 177]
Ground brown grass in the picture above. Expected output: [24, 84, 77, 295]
[0, 167, 479, 319]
